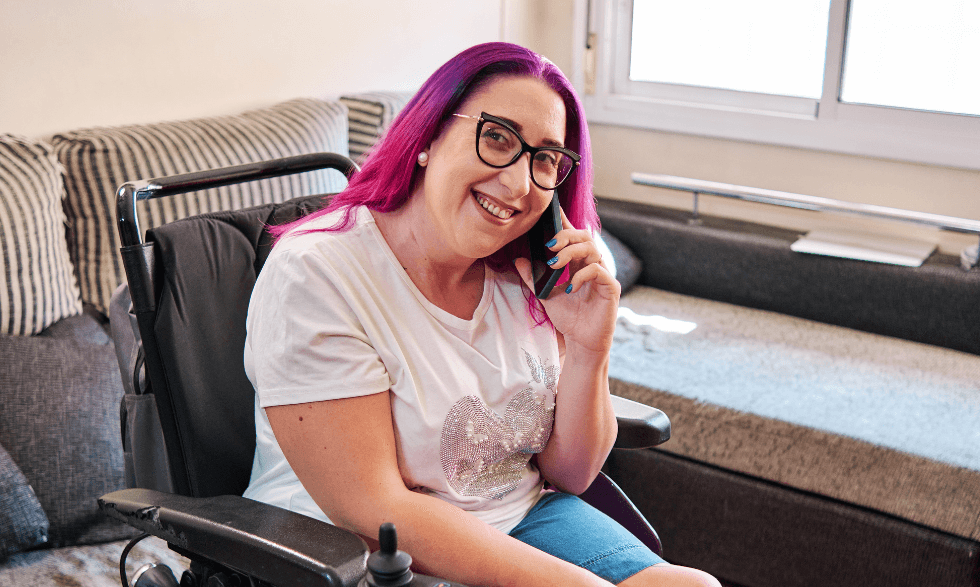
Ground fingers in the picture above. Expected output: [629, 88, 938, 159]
[523, 212, 617, 299]
[546, 240, 603, 272]
[554, 208, 611, 271]
[562, 261, 621, 297]
[545, 228, 604, 273]
[549, 228, 619, 297]
[514, 256, 618, 300]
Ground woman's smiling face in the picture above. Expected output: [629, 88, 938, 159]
[415, 75, 567, 263]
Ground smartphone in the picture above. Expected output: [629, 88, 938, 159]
[528, 194, 563, 300]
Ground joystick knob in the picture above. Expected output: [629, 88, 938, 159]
[363, 523, 414, 587]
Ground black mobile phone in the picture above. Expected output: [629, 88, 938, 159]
[528, 194, 563, 300]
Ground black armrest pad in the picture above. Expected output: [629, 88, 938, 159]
[612, 394, 671, 448]
[99, 489, 368, 587]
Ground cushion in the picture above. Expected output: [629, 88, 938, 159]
[340, 92, 414, 162]
[599, 230, 643, 291]
[37, 307, 111, 345]
[52, 98, 350, 315]
[610, 285, 980, 541]
[0, 319, 135, 547]
[598, 197, 980, 356]
[0, 443, 49, 560]
[0, 135, 82, 335]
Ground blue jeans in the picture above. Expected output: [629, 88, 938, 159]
[508, 491, 665, 583]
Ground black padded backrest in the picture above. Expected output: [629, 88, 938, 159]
[145, 194, 329, 498]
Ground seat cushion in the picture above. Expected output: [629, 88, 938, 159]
[52, 98, 350, 315]
[0, 135, 82, 335]
[610, 285, 980, 541]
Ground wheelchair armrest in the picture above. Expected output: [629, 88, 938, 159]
[99, 488, 369, 587]
[611, 394, 671, 449]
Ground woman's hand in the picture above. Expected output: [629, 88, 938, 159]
[515, 210, 621, 494]
[515, 209, 621, 356]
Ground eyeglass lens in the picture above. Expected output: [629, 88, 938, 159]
[477, 121, 574, 189]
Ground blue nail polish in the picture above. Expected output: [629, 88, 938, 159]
[545, 238, 558, 248]
[565, 283, 573, 294]
[547, 256, 559, 266]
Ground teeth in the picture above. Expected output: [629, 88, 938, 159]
[476, 195, 514, 219]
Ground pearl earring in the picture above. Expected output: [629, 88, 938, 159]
[417, 152, 429, 165]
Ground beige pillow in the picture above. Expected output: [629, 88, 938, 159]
[0, 135, 82, 335]
[53, 98, 349, 315]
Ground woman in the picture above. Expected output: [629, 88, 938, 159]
[243, 42, 719, 587]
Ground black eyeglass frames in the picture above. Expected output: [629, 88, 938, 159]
[451, 112, 580, 190]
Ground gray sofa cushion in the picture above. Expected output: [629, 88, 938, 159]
[37, 306, 111, 344]
[52, 98, 350, 316]
[0, 314, 134, 547]
[0, 444, 49, 560]
[599, 230, 643, 291]
[0, 135, 82, 335]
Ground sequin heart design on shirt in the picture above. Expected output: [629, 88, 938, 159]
[440, 387, 556, 500]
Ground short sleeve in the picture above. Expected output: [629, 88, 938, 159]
[245, 244, 391, 408]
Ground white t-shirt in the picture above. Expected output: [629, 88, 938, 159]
[242, 206, 561, 533]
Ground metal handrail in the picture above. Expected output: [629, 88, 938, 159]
[632, 173, 980, 237]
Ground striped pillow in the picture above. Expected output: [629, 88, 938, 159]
[52, 98, 349, 316]
[0, 135, 83, 335]
[340, 92, 414, 163]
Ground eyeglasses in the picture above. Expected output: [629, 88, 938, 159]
[451, 112, 580, 190]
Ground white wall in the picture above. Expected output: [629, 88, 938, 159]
[0, 0, 502, 137]
[507, 0, 980, 255]
[4, 0, 977, 254]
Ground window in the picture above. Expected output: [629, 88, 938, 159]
[574, 0, 980, 170]
[630, 1, 830, 100]
[841, 0, 980, 117]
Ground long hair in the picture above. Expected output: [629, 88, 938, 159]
[272, 42, 596, 297]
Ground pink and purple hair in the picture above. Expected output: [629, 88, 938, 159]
[272, 41, 597, 276]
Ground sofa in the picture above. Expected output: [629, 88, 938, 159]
[1, 89, 977, 587]
[0, 92, 410, 586]
[597, 201, 980, 587]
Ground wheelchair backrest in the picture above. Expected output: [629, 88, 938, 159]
[140, 194, 329, 497]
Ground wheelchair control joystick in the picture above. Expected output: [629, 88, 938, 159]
[362, 523, 413, 587]
[360, 523, 466, 587]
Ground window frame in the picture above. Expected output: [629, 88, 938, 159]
[572, 0, 980, 171]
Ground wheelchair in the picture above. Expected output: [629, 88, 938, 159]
[100, 153, 672, 587]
